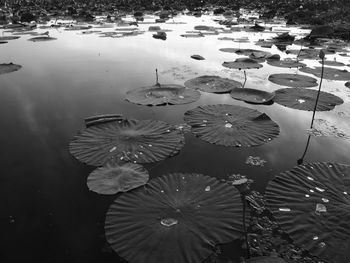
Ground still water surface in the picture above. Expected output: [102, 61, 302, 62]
[1, 14, 350, 263]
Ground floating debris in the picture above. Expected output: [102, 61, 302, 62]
[245, 156, 267, 166]
[307, 119, 349, 139]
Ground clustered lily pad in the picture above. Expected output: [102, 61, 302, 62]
[184, 104, 279, 147]
[265, 162, 350, 263]
[273, 88, 343, 111]
[268, 73, 318, 88]
[69, 119, 185, 166]
[105, 173, 243, 263]
[300, 67, 350, 81]
[223, 58, 263, 70]
[87, 161, 149, 195]
[230, 88, 275, 104]
[125, 84, 200, 106]
[184, 75, 242, 93]
[0, 63, 22, 75]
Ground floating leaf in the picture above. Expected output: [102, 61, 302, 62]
[125, 84, 200, 106]
[105, 173, 243, 263]
[265, 162, 350, 263]
[87, 162, 149, 195]
[0, 63, 22, 75]
[0, 36, 20, 41]
[223, 58, 263, 70]
[184, 104, 279, 147]
[245, 156, 267, 166]
[69, 119, 185, 166]
[190, 54, 205, 60]
[268, 74, 318, 88]
[84, 114, 124, 127]
[320, 60, 345, 67]
[28, 36, 57, 42]
[300, 67, 350, 81]
[267, 60, 306, 68]
[345, 82, 350, 88]
[184, 75, 242, 94]
[274, 88, 343, 111]
[230, 88, 275, 104]
[219, 48, 262, 55]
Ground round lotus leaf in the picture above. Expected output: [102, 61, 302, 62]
[184, 75, 242, 94]
[190, 54, 205, 60]
[0, 36, 20, 41]
[125, 84, 200, 106]
[28, 36, 57, 42]
[87, 162, 149, 195]
[184, 104, 280, 147]
[105, 173, 243, 263]
[247, 256, 286, 263]
[319, 60, 345, 67]
[267, 60, 306, 68]
[274, 88, 343, 111]
[230, 88, 275, 104]
[0, 63, 22, 75]
[223, 58, 263, 70]
[300, 67, 350, 81]
[268, 74, 318, 88]
[219, 48, 261, 55]
[265, 162, 350, 263]
[69, 119, 185, 166]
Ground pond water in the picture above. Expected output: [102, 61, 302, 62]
[1, 13, 350, 263]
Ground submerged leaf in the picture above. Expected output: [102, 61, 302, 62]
[268, 73, 318, 88]
[274, 88, 343, 111]
[69, 119, 185, 166]
[0, 63, 22, 75]
[105, 173, 243, 263]
[184, 75, 242, 94]
[87, 162, 149, 195]
[184, 104, 279, 147]
[265, 162, 350, 263]
[125, 84, 200, 106]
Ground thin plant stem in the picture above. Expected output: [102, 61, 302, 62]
[310, 56, 324, 129]
[297, 134, 312, 165]
[155, 68, 159, 85]
[242, 70, 247, 88]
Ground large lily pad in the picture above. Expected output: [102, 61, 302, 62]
[28, 36, 57, 42]
[223, 58, 263, 70]
[125, 84, 200, 106]
[274, 88, 343, 111]
[87, 162, 149, 195]
[105, 173, 243, 263]
[184, 75, 242, 94]
[184, 104, 279, 147]
[265, 162, 350, 263]
[267, 60, 306, 68]
[0, 63, 22, 75]
[69, 119, 185, 166]
[230, 88, 275, 104]
[300, 67, 350, 81]
[268, 74, 318, 88]
[320, 60, 345, 67]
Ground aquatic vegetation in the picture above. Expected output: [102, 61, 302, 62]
[345, 81, 350, 88]
[230, 88, 275, 104]
[184, 104, 280, 147]
[300, 67, 350, 81]
[125, 84, 200, 106]
[0, 63, 22, 75]
[184, 75, 242, 94]
[274, 88, 343, 111]
[245, 156, 267, 166]
[306, 119, 349, 139]
[219, 48, 263, 56]
[268, 74, 318, 88]
[246, 256, 286, 263]
[267, 60, 306, 68]
[105, 173, 243, 263]
[223, 58, 263, 70]
[0, 36, 20, 41]
[28, 36, 57, 42]
[87, 162, 149, 195]
[320, 60, 345, 67]
[265, 162, 350, 263]
[69, 119, 185, 166]
[84, 114, 124, 127]
[190, 54, 205, 60]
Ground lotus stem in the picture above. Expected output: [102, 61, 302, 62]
[296, 42, 303, 62]
[242, 195, 250, 258]
[297, 134, 312, 165]
[155, 68, 159, 85]
[242, 70, 247, 88]
[310, 52, 325, 129]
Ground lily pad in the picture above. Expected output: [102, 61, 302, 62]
[319, 60, 345, 67]
[105, 173, 243, 263]
[28, 36, 57, 42]
[345, 82, 350, 88]
[125, 84, 200, 106]
[180, 33, 204, 38]
[184, 75, 242, 94]
[223, 58, 263, 70]
[274, 88, 343, 111]
[265, 162, 350, 263]
[0, 41, 7, 44]
[87, 162, 149, 195]
[268, 74, 318, 88]
[0, 36, 20, 41]
[230, 88, 275, 104]
[190, 54, 205, 60]
[69, 119, 185, 166]
[184, 104, 279, 147]
[300, 67, 350, 81]
[0, 63, 22, 75]
[219, 48, 261, 55]
[267, 60, 306, 68]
